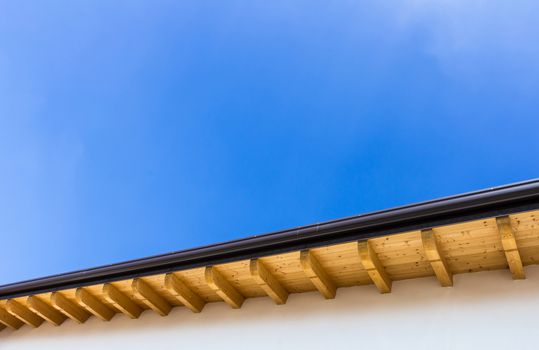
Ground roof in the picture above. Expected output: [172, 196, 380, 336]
[1, 179, 539, 331]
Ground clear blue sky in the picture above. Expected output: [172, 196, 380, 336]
[1, 1, 538, 285]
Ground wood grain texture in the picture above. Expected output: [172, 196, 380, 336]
[164, 273, 205, 313]
[27, 296, 67, 326]
[76, 288, 115, 321]
[496, 216, 525, 279]
[2, 210, 539, 335]
[421, 229, 453, 287]
[358, 240, 392, 293]
[300, 250, 336, 299]
[205, 266, 245, 309]
[51, 292, 90, 324]
[0, 307, 24, 330]
[132, 278, 172, 316]
[6, 299, 44, 328]
[103, 283, 143, 319]
[250, 259, 288, 305]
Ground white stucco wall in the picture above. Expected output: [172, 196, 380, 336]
[2, 265, 539, 350]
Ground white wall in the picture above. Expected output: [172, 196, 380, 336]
[2, 265, 539, 350]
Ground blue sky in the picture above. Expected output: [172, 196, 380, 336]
[1, 1, 538, 285]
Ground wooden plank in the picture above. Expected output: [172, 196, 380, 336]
[132, 278, 172, 316]
[76, 288, 115, 321]
[6, 299, 44, 328]
[103, 283, 143, 319]
[421, 229, 453, 287]
[250, 259, 288, 305]
[358, 240, 392, 293]
[0, 307, 24, 330]
[496, 216, 525, 279]
[300, 250, 336, 299]
[51, 292, 91, 324]
[164, 273, 205, 313]
[0, 210, 535, 336]
[205, 266, 244, 309]
[27, 296, 67, 326]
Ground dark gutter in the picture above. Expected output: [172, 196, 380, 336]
[2, 179, 539, 299]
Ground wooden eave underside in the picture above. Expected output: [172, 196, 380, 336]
[1, 210, 538, 332]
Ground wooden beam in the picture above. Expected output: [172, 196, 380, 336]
[6, 299, 44, 328]
[76, 288, 115, 321]
[103, 283, 143, 319]
[51, 292, 90, 324]
[132, 278, 171, 316]
[421, 229, 453, 287]
[205, 266, 244, 309]
[496, 216, 525, 279]
[250, 259, 288, 305]
[358, 240, 392, 293]
[164, 273, 205, 313]
[0, 307, 24, 330]
[27, 296, 67, 326]
[300, 250, 336, 299]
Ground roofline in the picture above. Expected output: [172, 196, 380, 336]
[2, 179, 539, 299]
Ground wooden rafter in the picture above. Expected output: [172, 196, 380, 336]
[205, 266, 244, 309]
[250, 259, 288, 305]
[421, 229, 453, 287]
[164, 273, 205, 313]
[0, 307, 24, 330]
[300, 250, 336, 299]
[496, 216, 525, 279]
[51, 292, 90, 324]
[76, 288, 115, 321]
[132, 278, 171, 316]
[103, 283, 143, 319]
[358, 240, 392, 293]
[27, 296, 67, 326]
[2, 209, 539, 335]
[6, 299, 44, 328]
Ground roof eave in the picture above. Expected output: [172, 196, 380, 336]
[2, 178, 539, 299]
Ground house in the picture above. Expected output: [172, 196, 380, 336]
[1, 179, 539, 349]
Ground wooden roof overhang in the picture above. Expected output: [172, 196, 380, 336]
[1, 179, 539, 331]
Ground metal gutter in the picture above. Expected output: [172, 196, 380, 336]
[2, 179, 539, 299]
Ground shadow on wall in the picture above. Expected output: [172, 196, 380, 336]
[1, 265, 539, 349]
